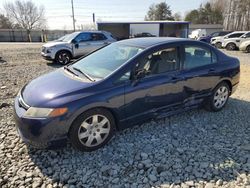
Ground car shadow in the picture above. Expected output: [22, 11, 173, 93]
[46, 60, 77, 68]
[46, 62, 63, 68]
[0, 57, 7, 63]
[27, 98, 250, 186]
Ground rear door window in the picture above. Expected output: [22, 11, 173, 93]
[91, 33, 107, 41]
[184, 46, 216, 69]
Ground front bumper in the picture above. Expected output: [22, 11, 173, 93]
[41, 52, 54, 61]
[239, 45, 246, 51]
[14, 97, 68, 149]
[231, 83, 239, 95]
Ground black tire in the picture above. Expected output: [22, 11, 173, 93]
[205, 82, 230, 112]
[215, 42, 222, 49]
[226, 43, 236, 51]
[55, 50, 71, 65]
[69, 108, 116, 152]
[246, 45, 250, 53]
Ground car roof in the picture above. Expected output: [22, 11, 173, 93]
[74, 30, 109, 34]
[116, 37, 191, 48]
[230, 31, 248, 34]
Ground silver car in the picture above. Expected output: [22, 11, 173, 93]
[211, 31, 247, 49]
[41, 31, 116, 64]
[239, 39, 250, 53]
[221, 31, 250, 51]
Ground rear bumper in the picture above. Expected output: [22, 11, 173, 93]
[14, 97, 68, 149]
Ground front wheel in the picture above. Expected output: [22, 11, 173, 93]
[215, 42, 222, 49]
[55, 51, 71, 65]
[246, 45, 250, 53]
[205, 82, 230, 112]
[69, 108, 116, 152]
[226, 43, 236, 51]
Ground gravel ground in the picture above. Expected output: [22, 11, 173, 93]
[0, 44, 250, 188]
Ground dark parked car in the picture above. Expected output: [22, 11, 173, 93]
[14, 38, 240, 151]
[199, 31, 232, 43]
[133, 32, 156, 38]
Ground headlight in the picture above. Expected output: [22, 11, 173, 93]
[46, 48, 54, 53]
[24, 107, 68, 118]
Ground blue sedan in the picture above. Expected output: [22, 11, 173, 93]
[14, 38, 240, 151]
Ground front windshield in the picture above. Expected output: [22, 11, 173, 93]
[60, 32, 79, 42]
[56, 34, 68, 41]
[71, 43, 143, 80]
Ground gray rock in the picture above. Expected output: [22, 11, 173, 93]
[148, 174, 157, 182]
[140, 152, 148, 160]
[205, 183, 215, 188]
[112, 177, 119, 184]
[216, 179, 223, 186]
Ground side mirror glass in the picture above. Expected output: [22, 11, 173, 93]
[135, 69, 146, 80]
[71, 39, 77, 44]
[131, 69, 146, 87]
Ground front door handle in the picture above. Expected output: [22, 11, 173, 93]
[171, 75, 185, 81]
[208, 68, 215, 73]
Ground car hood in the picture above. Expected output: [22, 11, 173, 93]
[212, 36, 222, 40]
[22, 69, 94, 107]
[240, 40, 250, 46]
[43, 41, 70, 48]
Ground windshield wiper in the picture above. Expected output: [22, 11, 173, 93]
[72, 67, 95, 82]
[64, 66, 79, 76]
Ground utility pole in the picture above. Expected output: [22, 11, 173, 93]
[71, 0, 76, 31]
[93, 13, 95, 24]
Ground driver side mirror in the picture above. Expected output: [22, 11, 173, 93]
[135, 69, 146, 80]
[71, 39, 77, 44]
[71, 39, 79, 48]
[132, 69, 146, 86]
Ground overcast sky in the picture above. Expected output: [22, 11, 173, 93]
[1, 0, 207, 30]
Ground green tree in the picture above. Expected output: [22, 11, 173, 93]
[145, 2, 174, 21]
[185, 10, 200, 24]
[0, 14, 13, 29]
[184, 2, 223, 24]
[173, 12, 182, 21]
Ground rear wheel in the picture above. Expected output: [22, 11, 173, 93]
[69, 108, 115, 152]
[55, 50, 71, 65]
[246, 45, 250, 53]
[226, 43, 236, 51]
[205, 82, 230, 112]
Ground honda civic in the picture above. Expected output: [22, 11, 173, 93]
[14, 38, 240, 151]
